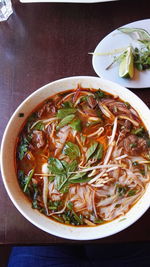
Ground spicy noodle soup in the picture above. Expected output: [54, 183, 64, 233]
[16, 86, 150, 226]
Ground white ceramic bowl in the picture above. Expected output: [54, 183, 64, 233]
[1, 76, 150, 240]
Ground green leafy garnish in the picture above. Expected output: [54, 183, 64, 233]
[127, 189, 137, 196]
[32, 184, 39, 209]
[63, 142, 80, 160]
[116, 184, 128, 196]
[56, 114, 75, 130]
[61, 101, 73, 108]
[69, 172, 87, 181]
[57, 108, 76, 119]
[48, 158, 66, 175]
[86, 142, 99, 161]
[48, 158, 78, 193]
[18, 136, 29, 160]
[94, 218, 104, 224]
[70, 119, 82, 132]
[23, 169, 34, 193]
[33, 121, 44, 131]
[94, 89, 106, 99]
[92, 143, 103, 160]
[131, 127, 145, 137]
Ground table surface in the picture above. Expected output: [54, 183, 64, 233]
[0, 0, 150, 245]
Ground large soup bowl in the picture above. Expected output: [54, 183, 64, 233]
[1, 76, 150, 240]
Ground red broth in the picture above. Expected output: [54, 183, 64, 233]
[16, 87, 150, 226]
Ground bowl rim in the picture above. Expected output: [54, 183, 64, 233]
[1, 76, 150, 240]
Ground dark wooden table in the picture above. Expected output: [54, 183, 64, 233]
[0, 0, 150, 244]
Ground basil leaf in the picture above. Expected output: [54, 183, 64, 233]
[61, 160, 78, 173]
[92, 143, 103, 160]
[86, 141, 99, 161]
[69, 177, 91, 184]
[62, 101, 73, 108]
[70, 119, 82, 132]
[56, 114, 75, 130]
[131, 127, 145, 137]
[57, 108, 76, 119]
[127, 189, 137, 196]
[55, 174, 68, 191]
[48, 157, 66, 175]
[63, 142, 80, 160]
[69, 172, 87, 181]
[18, 136, 29, 160]
[23, 169, 34, 193]
[33, 121, 44, 130]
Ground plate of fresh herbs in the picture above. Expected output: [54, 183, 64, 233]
[92, 19, 150, 88]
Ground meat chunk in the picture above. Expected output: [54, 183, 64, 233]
[32, 130, 46, 148]
[123, 134, 147, 156]
[87, 95, 97, 109]
[81, 102, 98, 117]
[38, 100, 56, 118]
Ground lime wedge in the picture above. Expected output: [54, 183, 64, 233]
[119, 47, 134, 78]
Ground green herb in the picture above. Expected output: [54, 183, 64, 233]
[70, 177, 91, 184]
[48, 158, 78, 193]
[132, 161, 139, 166]
[115, 204, 121, 208]
[69, 172, 87, 181]
[64, 160, 78, 173]
[94, 218, 104, 224]
[23, 169, 34, 193]
[18, 136, 29, 160]
[116, 184, 128, 196]
[70, 119, 82, 132]
[33, 121, 44, 131]
[131, 127, 145, 136]
[94, 89, 106, 99]
[55, 174, 68, 191]
[63, 142, 80, 160]
[140, 169, 145, 175]
[48, 157, 66, 175]
[18, 113, 24, 117]
[92, 143, 103, 161]
[18, 170, 25, 189]
[51, 215, 64, 223]
[62, 101, 73, 108]
[32, 184, 39, 209]
[86, 142, 99, 161]
[67, 202, 83, 225]
[56, 114, 75, 130]
[134, 48, 150, 71]
[57, 108, 76, 119]
[127, 189, 137, 196]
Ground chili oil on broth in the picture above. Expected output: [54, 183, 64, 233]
[16, 86, 150, 227]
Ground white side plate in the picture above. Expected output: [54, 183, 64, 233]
[92, 19, 150, 88]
